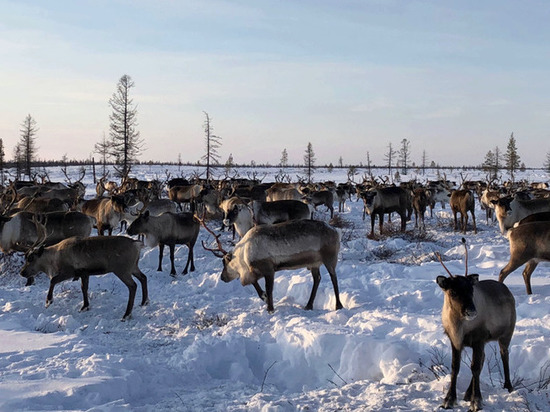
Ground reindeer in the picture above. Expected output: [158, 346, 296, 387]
[202, 219, 343, 313]
[499, 220, 550, 294]
[252, 200, 312, 225]
[412, 188, 428, 230]
[361, 186, 410, 238]
[223, 203, 254, 238]
[436, 240, 515, 411]
[127, 211, 199, 276]
[20, 229, 148, 320]
[168, 184, 202, 211]
[81, 195, 129, 235]
[449, 190, 477, 234]
[303, 189, 334, 219]
[491, 195, 550, 234]
[0, 211, 94, 258]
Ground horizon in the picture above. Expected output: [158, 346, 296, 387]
[1, 1, 550, 167]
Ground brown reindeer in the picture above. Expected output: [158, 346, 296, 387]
[436, 240, 515, 411]
[449, 190, 477, 234]
[499, 220, 550, 294]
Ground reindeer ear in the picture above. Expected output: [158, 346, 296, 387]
[143, 210, 150, 218]
[436, 276, 449, 290]
[468, 274, 479, 284]
[35, 245, 45, 257]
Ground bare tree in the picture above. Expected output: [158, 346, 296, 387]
[108, 74, 143, 179]
[384, 142, 395, 179]
[303, 142, 316, 183]
[201, 111, 222, 181]
[365, 151, 372, 177]
[19, 114, 38, 180]
[13, 144, 22, 181]
[398, 138, 411, 175]
[94, 132, 111, 178]
[0, 138, 5, 186]
[545, 150, 550, 173]
[421, 150, 428, 175]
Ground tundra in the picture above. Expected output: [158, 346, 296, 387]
[20, 235, 148, 320]
[499, 220, 550, 294]
[203, 219, 343, 313]
[436, 243, 515, 411]
[127, 211, 199, 276]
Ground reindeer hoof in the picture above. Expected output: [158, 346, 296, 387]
[79, 306, 90, 312]
[25, 277, 34, 286]
[45, 299, 53, 308]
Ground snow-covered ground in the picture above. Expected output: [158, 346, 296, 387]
[1, 165, 549, 411]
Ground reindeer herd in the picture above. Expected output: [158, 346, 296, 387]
[1, 170, 550, 410]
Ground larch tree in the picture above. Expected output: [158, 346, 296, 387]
[303, 142, 316, 183]
[280, 148, 289, 168]
[503, 132, 521, 182]
[19, 114, 38, 180]
[201, 111, 222, 181]
[108, 74, 143, 179]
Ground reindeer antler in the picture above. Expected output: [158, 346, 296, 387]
[27, 214, 48, 253]
[195, 212, 227, 258]
[435, 251, 455, 278]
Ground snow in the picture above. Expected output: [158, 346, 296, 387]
[1, 165, 549, 411]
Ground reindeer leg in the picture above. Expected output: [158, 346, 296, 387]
[157, 243, 165, 272]
[264, 271, 275, 313]
[465, 342, 485, 412]
[133, 270, 149, 306]
[182, 243, 195, 275]
[252, 281, 266, 302]
[46, 274, 66, 307]
[116, 273, 137, 321]
[522, 260, 539, 295]
[80, 275, 90, 312]
[325, 262, 343, 310]
[499, 255, 529, 285]
[442, 345, 461, 409]
[305, 267, 321, 310]
[169, 244, 177, 276]
[499, 337, 514, 392]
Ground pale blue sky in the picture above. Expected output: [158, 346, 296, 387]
[1, 0, 550, 166]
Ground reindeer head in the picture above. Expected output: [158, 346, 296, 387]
[436, 238, 480, 320]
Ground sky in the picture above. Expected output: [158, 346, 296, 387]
[1, 0, 550, 167]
